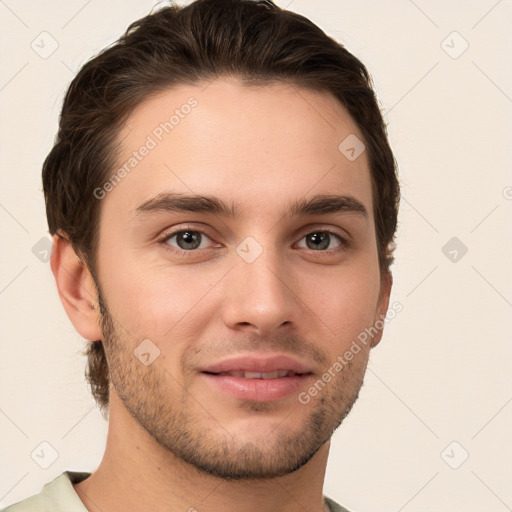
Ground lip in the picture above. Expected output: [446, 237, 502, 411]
[199, 354, 314, 402]
[201, 373, 312, 402]
[199, 354, 312, 374]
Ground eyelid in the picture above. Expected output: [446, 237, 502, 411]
[294, 228, 349, 252]
[158, 223, 351, 255]
[295, 223, 351, 241]
[158, 224, 219, 252]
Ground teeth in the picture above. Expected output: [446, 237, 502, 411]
[244, 371, 266, 379]
[225, 370, 245, 378]
[218, 370, 295, 379]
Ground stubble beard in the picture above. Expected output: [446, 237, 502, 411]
[97, 290, 368, 481]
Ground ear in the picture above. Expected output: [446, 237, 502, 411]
[370, 270, 393, 348]
[50, 234, 102, 341]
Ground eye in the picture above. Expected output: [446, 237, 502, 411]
[159, 226, 349, 257]
[163, 229, 214, 251]
[296, 230, 346, 251]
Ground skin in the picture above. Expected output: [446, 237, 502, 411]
[51, 77, 392, 512]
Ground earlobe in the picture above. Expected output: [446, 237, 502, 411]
[370, 271, 393, 348]
[50, 234, 103, 341]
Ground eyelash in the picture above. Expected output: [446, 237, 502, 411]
[158, 225, 350, 257]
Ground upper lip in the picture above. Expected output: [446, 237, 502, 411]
[200, 354, 312, 374]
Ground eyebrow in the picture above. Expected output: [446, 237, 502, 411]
[134, 192, 368, 220]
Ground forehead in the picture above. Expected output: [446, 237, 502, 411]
[103, 78, 373, 223]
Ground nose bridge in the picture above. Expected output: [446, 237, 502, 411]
[221, 235, 299, 333]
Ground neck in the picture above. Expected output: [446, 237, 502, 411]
[74, 393, 331, 512]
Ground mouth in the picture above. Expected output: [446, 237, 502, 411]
[199, 354, 314, 401]
[200, 353, 312, 375]
[203, 369, 308, 379]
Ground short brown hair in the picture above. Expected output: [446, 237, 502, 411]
[43, 0, 400, 417]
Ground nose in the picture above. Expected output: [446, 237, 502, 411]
[220, 243, 300, 337]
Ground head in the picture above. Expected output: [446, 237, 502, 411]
[45, 0, 399, 480]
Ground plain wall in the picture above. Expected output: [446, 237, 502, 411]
[1, 1, 511, 510]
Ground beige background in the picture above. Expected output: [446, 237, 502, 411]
[1, 1, 511, 510]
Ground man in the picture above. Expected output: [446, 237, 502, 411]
[2, 0, 399, 510]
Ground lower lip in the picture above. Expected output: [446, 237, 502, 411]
[201, 373, 311, 402]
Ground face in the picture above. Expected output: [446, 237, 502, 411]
[92, 78, 390, 479]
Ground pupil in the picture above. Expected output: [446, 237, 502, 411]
[178, 231, 200, 249]
[308, 232, 329, 250]
[175, 231, 331, 251]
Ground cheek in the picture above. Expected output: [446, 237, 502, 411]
[308, 261, 381, 350]
[99, 254, 216, 342]
[97, 226, 381, 356]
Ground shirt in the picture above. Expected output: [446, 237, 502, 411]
[1, 472, 351, 512]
